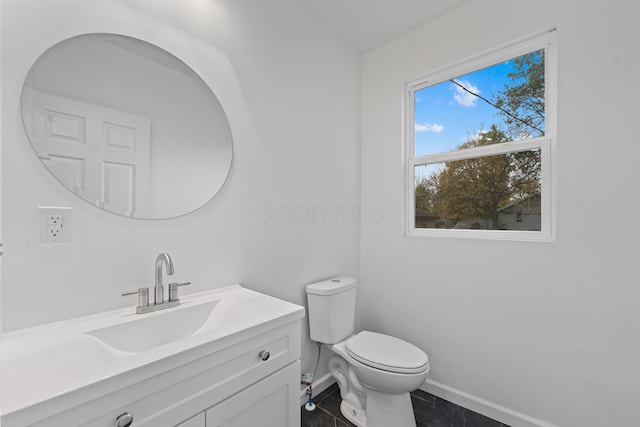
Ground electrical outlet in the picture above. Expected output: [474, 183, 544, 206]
[48, 224, 63, 240]
[48, 215, 62, 225]
[39, 206, 71, 244]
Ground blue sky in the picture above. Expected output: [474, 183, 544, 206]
[414, 59, 519, 157]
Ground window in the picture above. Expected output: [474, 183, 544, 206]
[406, 31, 556, 240]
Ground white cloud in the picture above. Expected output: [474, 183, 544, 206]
[452, 79, 479, 107]
[415, 122, 444, 133]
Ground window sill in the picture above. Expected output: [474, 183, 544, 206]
[406, 228, 555, 242]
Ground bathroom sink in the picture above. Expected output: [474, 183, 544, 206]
[86, 300, 219, 353]
[0, 284, 305, 424]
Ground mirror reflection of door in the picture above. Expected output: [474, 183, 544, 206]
[21, 33, 233, 219]
[24, 90, 151, 217]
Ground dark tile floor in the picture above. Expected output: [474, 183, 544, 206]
[301, 383, 510, 427]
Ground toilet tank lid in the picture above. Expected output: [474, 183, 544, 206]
[306, 276, 356, 296]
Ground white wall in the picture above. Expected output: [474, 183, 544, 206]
[1, 0, 361, 381]
[0, 0, 4, 342]
[361, 0, 640, 426]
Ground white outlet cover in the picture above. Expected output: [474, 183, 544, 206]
[39, 206, 72, 244]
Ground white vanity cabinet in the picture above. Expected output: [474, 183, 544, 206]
[204, 361, 299, 427]
[0, 286, 305, 427]
[177, 413, 205, 427]
[171, 360, 299, 427]
[53, 321, 300, 427]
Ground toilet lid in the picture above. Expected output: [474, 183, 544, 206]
[346, 331, 429, 374]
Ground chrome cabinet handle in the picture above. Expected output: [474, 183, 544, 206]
[259, 350, 270, 361]
[115, 412, 133, 427]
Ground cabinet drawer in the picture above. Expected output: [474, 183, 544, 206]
[29, 321, 300, 427]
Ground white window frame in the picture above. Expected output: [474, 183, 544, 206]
[405, 30, 557, 241]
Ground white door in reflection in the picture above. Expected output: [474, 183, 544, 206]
[26, 91, 151, 217]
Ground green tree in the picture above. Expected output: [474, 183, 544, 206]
[415, 173, 438, 212]
[494, 49, 545, 139]
[493, 50, 544, 210]
[433, 126, 512, 228]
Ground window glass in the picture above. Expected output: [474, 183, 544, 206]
[414, 149, 541, 231]
[414, 49, 545, 158]
[407, 33, 555, 239]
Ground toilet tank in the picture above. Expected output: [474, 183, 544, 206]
[306, 276, 356, 344]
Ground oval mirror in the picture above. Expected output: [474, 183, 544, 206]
[21, 33, 233, 219]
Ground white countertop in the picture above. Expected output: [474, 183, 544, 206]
[0, 285, 305, 424]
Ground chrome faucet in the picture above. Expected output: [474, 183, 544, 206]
[154, 252, 174, 304]
[122, 252, 191, 314]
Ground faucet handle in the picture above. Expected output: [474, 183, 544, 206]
[168, 282, 191, 302]
[122, 287, 149, 308]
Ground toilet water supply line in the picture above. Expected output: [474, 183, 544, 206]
[302, 342, 322, 411]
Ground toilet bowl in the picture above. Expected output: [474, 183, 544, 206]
[327, 332, 429, 427]
[306, 277, 430, 427]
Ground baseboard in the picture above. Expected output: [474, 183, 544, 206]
[300, 372, 335, 406]
[298, 374, 556, 427]
[421, 379, 558, 427]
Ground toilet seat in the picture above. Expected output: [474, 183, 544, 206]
[345, 331, 429, 374]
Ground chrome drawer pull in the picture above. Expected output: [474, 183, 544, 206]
[259, 350, 270, 361]
[115, 412, 133, 427]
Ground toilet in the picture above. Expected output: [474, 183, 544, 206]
[306, 277, 430, 427]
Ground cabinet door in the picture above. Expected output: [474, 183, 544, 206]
[206, 361, 300, 427]
[177, 412, 205, 427]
